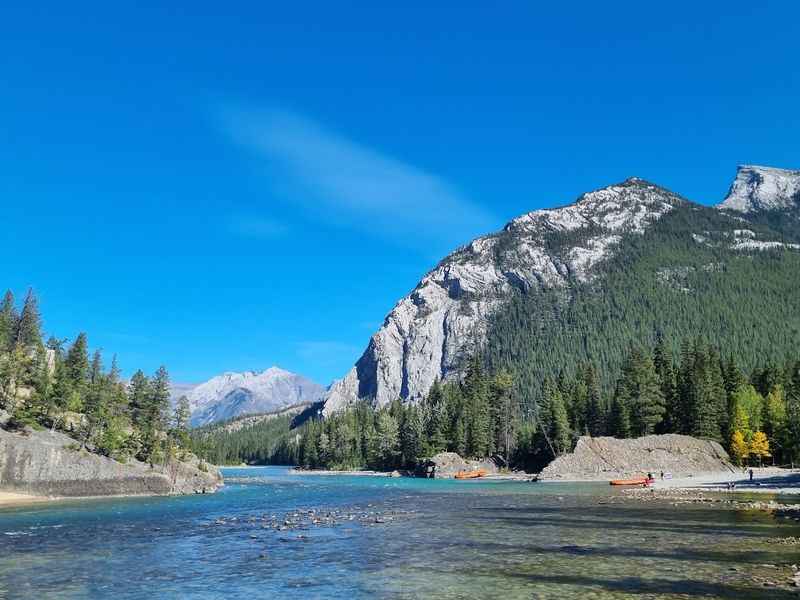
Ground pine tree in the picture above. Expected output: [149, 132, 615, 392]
[584, 364, 606, 436]
[15, 289, 42, 348]
[654, 334, 678, 433]
[0, 290, 17, 351]
[609, 392, 631, 438]
[400, 405, 424, 467]
[463, 356, 491, 458]
[171, 395, 191, 452]
[423, 380, 448, 454]
[128, 370, 150, 429]
[549, 385, 571, 455]
[618, 347, 665, 436]
[148, 366, 171, 433]
[490, 369, 516, 462]
[375, 410, 400, 469]
[65, 333, 90, 391]
[786, 362, 800, 464]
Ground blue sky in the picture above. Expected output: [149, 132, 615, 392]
[2, 2, 798, 385]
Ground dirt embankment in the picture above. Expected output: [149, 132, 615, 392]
[540, 434, 736, 480]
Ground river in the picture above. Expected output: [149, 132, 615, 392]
[1, 466, 799, 599]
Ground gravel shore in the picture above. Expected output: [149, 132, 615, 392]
[649, 467, 800, 495]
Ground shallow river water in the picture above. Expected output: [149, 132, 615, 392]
[1, 466, 799, 599]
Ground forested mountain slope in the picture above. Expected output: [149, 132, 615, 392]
[325, 165, 800, 415]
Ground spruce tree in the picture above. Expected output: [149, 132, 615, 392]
[16, 289, 42, 348]
[0, 290, 17, 351]
[400, 405, 424, 467]
[65, 333, 90, 390]
[548, 385, 571, 455]
[583, 364, 606, 436]
[423, 380, 448, 454]
[128, 370, 151, 429]
[609, 392, 631, 438]
[618, 347, 665, 436]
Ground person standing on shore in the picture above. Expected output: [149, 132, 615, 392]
[749, 469, 754, 482]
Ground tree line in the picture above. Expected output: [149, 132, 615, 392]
[0, 289, 191, 464]
[296, 357, 516, 471]
[285, 335, 800, 473]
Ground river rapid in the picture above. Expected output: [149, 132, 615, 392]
[1, 466, 799, 599]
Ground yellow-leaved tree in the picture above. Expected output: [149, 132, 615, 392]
[749, 431, 771, 466]
[730, 430, 749, 466]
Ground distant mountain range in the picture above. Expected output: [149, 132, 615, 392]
[324, 164, 800, 414]
[171, 367, 326, 427]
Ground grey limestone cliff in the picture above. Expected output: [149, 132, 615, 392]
[0, 423, 222, 498]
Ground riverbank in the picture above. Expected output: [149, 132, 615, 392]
[650, 467, 800, 495]
[288, 468, 536, 481]
[0, 491, 51, 508]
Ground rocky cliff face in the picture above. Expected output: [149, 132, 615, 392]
[0, 423, 222, 497]
[324, 178, 684, 414]
[325, 166, 800, 415]
[180, 366, 326, 427]
[539, 434, 735, 480]
[718, 165, 800, 214]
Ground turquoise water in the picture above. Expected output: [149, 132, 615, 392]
[2, 467, 800, 599]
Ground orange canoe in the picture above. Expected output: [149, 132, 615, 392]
[609, 477, 654, 486]
[455, 469, 488, 480]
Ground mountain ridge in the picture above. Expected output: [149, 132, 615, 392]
[324, 166, 800, 415]
[176, 366, 326, 427]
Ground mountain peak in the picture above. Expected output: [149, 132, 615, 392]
[719, 164, 800, 213]
[179, 367, 326, 427]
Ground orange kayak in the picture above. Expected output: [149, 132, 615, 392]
[610, 477, 654, 486]
[455, 469, 488, 480]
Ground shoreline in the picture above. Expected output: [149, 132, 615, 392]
[543, 467, 800, 496]
[0, 486, 225, 510]
[288, 468, 536, 481]
[0, 491, 52, 508]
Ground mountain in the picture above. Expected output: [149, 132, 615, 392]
[325, 166, 800, 415]
[718, 165, 800, 214]
[178, 367, 326, 427]
[718, 165, 800, 240]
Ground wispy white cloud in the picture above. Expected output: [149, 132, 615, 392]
[220, 108, 497, 248]
[295, 340, 361, 367]
[227, 215, 288, 239]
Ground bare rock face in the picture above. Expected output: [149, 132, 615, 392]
[718, 165, 800, 213]
[0, 426, 222, 497]
[539, 434, 736, 480]
[325, 179, 683, 414]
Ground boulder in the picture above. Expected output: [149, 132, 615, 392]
[539, 434, 736, 480]
[417, 452, 499, 479]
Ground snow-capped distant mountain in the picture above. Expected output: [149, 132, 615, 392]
[718, 165, 800, 213]
[176, 367, 326, 427]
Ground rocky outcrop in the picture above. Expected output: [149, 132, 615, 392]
[0, 424, 222, 497]
[718, 165, 800, 214]
[417, 452, 499, 479]
[325, 179, 683, 414]
[539, 434, 736, 480]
